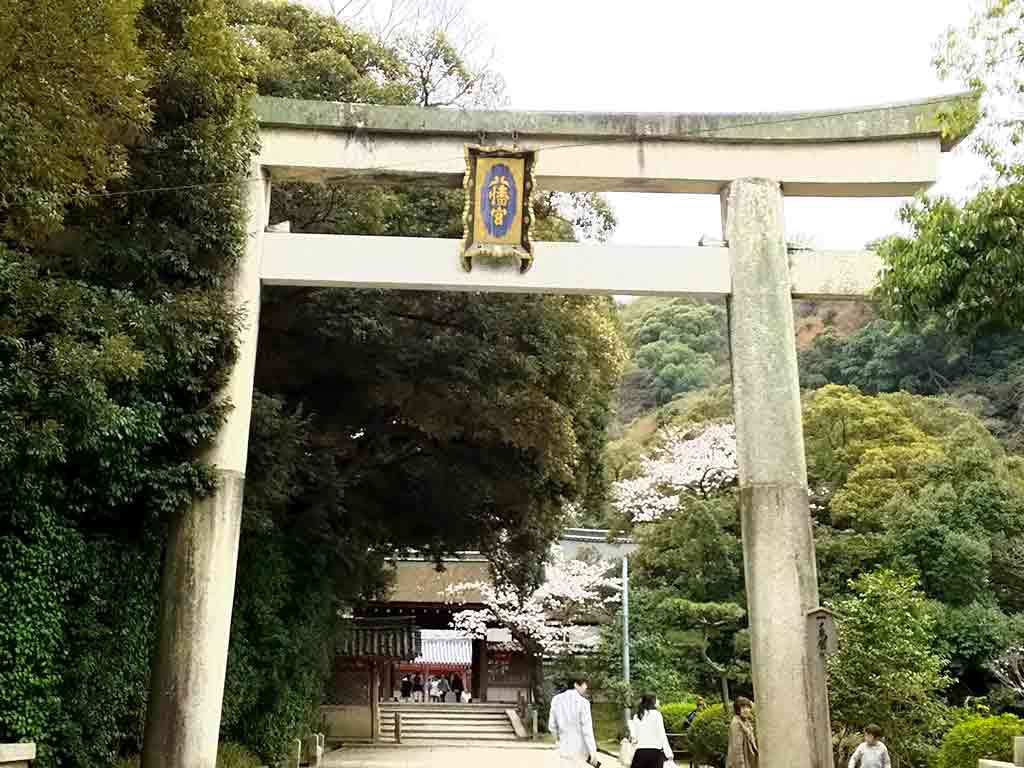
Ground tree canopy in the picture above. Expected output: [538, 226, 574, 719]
[617, 298, 729, 411]
[0, 0, 150, 243]
[876, 0, 1024, 337]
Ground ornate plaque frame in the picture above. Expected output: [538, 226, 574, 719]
[460, 145, 536, 273]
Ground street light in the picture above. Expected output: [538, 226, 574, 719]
[623, 554, 631, 731]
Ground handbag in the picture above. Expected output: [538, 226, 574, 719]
[619, 737, 636, 766]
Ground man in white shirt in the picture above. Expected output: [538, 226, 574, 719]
[548, 676, 598, 766]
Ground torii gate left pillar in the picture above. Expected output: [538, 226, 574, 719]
[141, 163, 269, 768]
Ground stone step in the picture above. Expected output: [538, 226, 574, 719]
[382, 712, 509, 720]
[383, 719, 510, 728]
[378, 731, 520, 742]
[378, 701, 520, 743]
[378, 708, 509, 716]
[381, 722, 513, 732]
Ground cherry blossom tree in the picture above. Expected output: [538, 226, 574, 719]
[612, 422, 738, 522]
[611, 422, 835, 524]
[446, 548, 620, 705]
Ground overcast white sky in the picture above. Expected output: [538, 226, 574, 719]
[327, 0, 991, 249]
[474, 0, 988, 250]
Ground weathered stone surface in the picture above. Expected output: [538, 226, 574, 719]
[141, 470, 246, 768]
[724, 178, 807, 488]
[723, 178, 832, 768]
[788, 249, 883, 300]
[253, 93, 975, 196]
[259, 233, 883, 300]
[254, 93, 975, 150]
[142, 164, 268, 768]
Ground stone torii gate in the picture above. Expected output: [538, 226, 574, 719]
[140, 93, 975, 768]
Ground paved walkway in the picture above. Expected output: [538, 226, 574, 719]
[324, 744, 624, 768]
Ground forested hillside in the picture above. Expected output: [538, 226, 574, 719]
[594, 287, 1024, 764]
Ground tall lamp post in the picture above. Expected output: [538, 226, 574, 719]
[623, 554, 631, 732]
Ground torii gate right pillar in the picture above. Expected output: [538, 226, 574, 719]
[722, 178, 833, 768]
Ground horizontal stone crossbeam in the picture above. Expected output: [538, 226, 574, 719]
[253, 93, 975, 196]
[259, 233, 883, 300]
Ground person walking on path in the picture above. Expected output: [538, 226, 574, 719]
[628, 694, 674, 768]
[848, 725, 891, 768]
[726, 697, 757, 768]
[548, 676, 598, 766]
[400, 675, 412, 701]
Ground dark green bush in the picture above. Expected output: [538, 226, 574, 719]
[936, 714, 1024, 768]
[689, 703, 732, 768]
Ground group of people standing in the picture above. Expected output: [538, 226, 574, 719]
[623, 694, 757, 768]
[549, 678, 755, 768]
[399, 672, 468, 703]
[551, 678, 889, 768]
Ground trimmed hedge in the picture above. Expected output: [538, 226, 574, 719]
[936, 714, 1024, 768]
[689, 704, 733, 768]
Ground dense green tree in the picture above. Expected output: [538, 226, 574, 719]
[221, 394, 396, 756]
[1, 0, 626, 764]
[239, 0, 627, 551]
[799, 321, 1024, 452]
[0, 0, 150, 243]
[618, 299, 728, 406]
[936, 714, 1024, 768]
[804, 386, 1024, 692]
[828, 570, 953, 768]
[609, 495, 748, 704]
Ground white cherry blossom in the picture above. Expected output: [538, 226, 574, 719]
[612, 422, 738, 522]
[446, 548, 619, 657]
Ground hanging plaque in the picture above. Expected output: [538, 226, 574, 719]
[460, 146, 536, 273]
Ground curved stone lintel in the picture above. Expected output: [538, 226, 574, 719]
[253, 92, 976, 150]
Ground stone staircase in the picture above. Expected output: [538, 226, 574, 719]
[378, 702, 521, 743]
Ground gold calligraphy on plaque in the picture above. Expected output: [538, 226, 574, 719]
[460, 146, 535, 272]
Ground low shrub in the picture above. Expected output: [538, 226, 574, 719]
[936, 714, 1024, 768]
[689, 703, 732, 768]
[217, 742, 262, 768]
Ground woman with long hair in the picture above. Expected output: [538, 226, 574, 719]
[628, 693, 674, 768]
